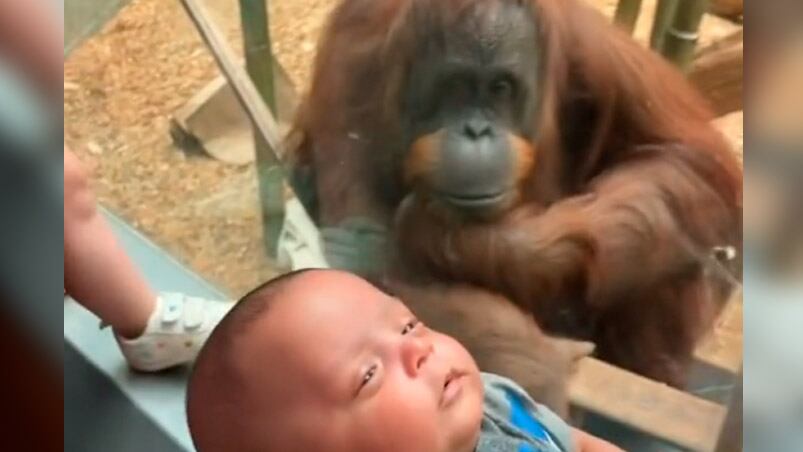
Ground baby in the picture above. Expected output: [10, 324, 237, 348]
[186, 269, 621, 452]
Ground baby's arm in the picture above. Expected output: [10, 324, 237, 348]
[571, 428, 624, 452]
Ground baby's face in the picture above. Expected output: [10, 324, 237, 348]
[239, 271, 484, 452]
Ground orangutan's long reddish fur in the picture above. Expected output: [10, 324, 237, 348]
[290, 0, 742, 387]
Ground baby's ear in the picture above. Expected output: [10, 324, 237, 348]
[551, 337, 596, 370]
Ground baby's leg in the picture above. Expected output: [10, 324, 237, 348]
[63, 147, 234, 372]
[63, 147, 155, 339]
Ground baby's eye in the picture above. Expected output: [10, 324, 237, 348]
[360, 365, 377, 390]
[401, 319, 419, 335]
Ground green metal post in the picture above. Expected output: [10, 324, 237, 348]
[239, 0, 276, 112]
[661, 0, 709, 72]
[239, 0, 284, 257]
[614, 0, 643, 35]
[650, 0, 679, 52]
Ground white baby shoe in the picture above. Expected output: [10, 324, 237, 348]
[114, 292, 234, 372]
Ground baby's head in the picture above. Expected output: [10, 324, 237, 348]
[187, 269, 484, 452]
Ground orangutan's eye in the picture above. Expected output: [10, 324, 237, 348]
[489, 76, 515, 100]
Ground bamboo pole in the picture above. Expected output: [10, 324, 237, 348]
[240, 0, 276, 113]
[239, 0, 284, 257]
[650, 0, 679, 52]
[613, 0, 643, 35]
[661, 0, 710, 72]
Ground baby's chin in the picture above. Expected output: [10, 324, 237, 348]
[443, 370, 484, 452]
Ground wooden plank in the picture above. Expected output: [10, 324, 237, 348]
[694, 290, 743, 374]
[570, 358, 727, 451]
[169, 62, 297, 165]
[689, 29, 743, 116]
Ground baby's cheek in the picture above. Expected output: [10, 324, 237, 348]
[354, 375, 443, 450]
[435, 333, 479, 370]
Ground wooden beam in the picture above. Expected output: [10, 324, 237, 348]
[170, 0, 297, 166]
[170, 62, 297, 165]
[178, 0, 285, 165]
[570, 358, 727, 451]
[689, 29, 743, 116]
[179, 0, 312, 258]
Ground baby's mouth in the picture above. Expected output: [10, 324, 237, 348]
[440, 369, 465, 408]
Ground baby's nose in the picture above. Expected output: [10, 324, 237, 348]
[401, 337, 433, 377]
